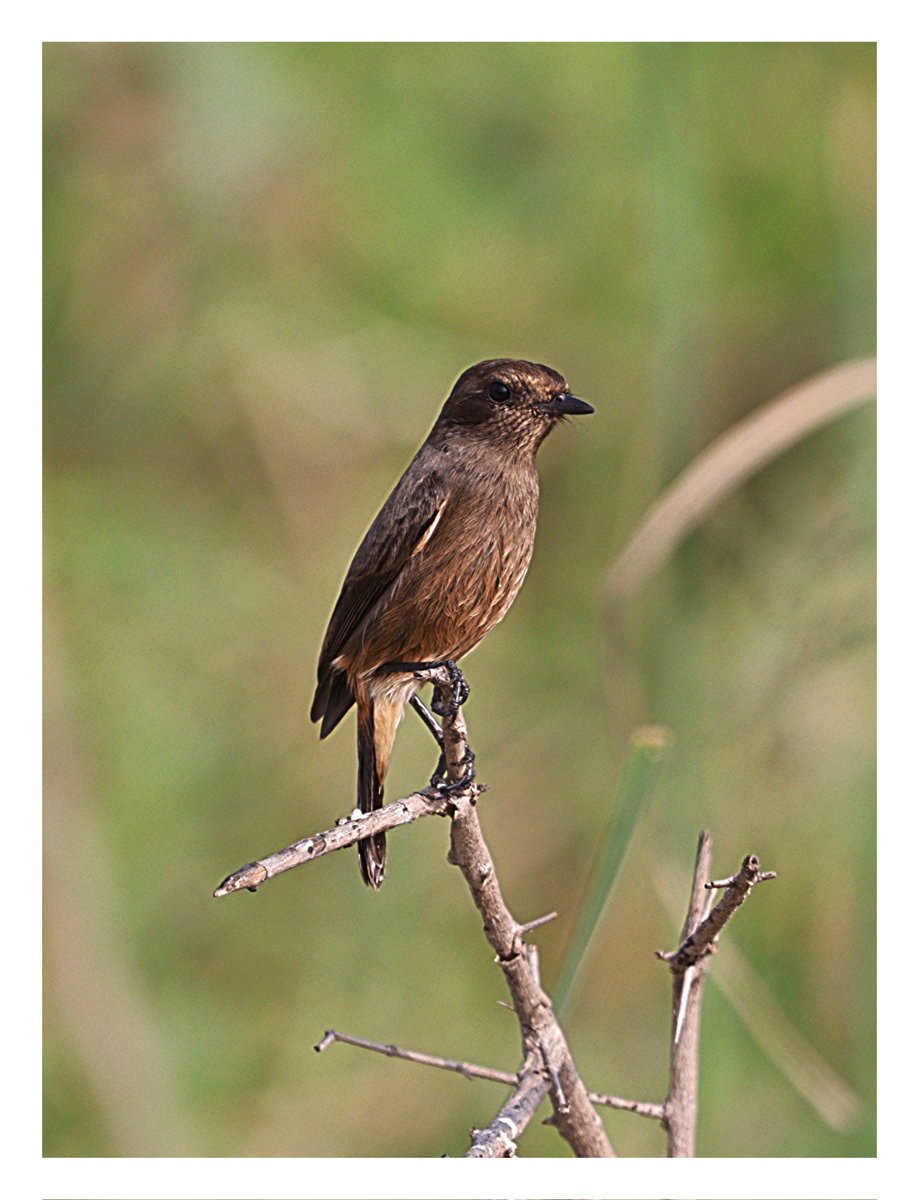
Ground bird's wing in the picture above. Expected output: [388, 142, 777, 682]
[311, 465, 450, 720]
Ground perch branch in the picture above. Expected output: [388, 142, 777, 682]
[429, 668, 613, 1159]
[216, 664, 613, 1155]
[213, 783, 484, 896]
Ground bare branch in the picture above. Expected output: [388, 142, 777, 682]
[213, 783, 483, 897]
[586, 1092, 665, 1121]
[446, 795, 614, 1155]
[649, 847, 856, 1133]
[218, 665, 611, 1155]
[661, 830, 714, 1157]
[314, 1029, 516, 1086]
[429, 665, 614, 1157]
[316, 1026, 664, 1120]
[659, 852, 778, 971]
[658, 835, 776, 1156]
[467, 1053, 550, 1158]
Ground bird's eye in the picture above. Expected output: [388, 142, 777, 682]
[488, 380, 512, 402]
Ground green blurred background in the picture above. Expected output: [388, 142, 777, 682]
[43, 42, 875, 1157]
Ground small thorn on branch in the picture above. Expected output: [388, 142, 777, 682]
[539, 1037, 569, 1114]
[517, 911, 558, 936]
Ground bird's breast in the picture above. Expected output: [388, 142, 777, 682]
[354, 469, 540, 673]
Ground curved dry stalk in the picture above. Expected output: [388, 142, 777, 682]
[605, 357, 876, 602]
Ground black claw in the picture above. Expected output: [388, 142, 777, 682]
[433, 744, 476, 794]
[429, 751, 448, 788]
[430, 660, 470, 718]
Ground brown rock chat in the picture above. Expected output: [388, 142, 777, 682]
[310, 359, 594, 887]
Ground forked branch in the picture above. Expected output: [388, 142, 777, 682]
[215, 665, 612, 1156]
[215, 673, 773, 1157]
[657, 832, 777, 1156]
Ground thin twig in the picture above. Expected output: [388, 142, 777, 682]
[587, 1092, 665, 1121]
[660, 830, 714, 1157]
[314, 1029, 515, 1086]
[315, 1026, 664, 1120]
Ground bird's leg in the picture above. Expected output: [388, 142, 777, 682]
[409, 693, 444, 746]
[409, 694, 447, 786]
[377, 660, 473, 790]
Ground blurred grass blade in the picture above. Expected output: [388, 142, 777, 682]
[555, 726, 673, 1015]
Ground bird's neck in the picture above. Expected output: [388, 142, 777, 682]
[430, 422, 544, 470]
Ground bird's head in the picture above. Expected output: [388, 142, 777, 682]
[438, 359, 594, 454]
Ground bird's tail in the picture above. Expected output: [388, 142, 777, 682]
[357, 695, 399, 889]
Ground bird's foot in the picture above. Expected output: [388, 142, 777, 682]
[431, 744, 476, 794]
[429, 660, 470, 718]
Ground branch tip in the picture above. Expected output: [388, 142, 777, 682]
[518, 911, 558, 935]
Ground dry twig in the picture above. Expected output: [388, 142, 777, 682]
[467, 1051, 550, 1158]
[657, 832, 776, 1156]
[315, 1027, 663, 1121]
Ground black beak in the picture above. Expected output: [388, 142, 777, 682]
[542, 392, 595, 417]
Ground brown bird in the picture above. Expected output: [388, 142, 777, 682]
[310, 358, 594, 887]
